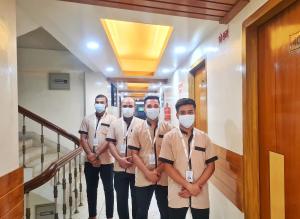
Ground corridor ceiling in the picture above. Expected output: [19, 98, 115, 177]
[17, 0, 246, 96]
[61, 0, 249, 24]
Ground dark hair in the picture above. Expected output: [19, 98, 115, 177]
[144, 95, 160, 105]
[175, 98, 196, 112]
[95, 94, 108, 104]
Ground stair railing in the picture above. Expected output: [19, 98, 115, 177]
[19, 106, 83, 219]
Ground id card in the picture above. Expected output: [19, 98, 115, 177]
[185, 170, 194, 183]
[93, 137, 98, 146]
[120, 144, 126, 154]
[93, 138, 98, 153]
[148, 153, 156, 165]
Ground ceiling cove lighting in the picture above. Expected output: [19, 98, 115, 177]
[101, 19, 173, 77]
[86, 41, 99, 50]
[127, 83, 149, 91]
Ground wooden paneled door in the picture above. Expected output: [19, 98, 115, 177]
[193, 64, 207, 132]
[258, 1, 300, 218]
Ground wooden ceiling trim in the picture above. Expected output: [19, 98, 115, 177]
[99, 0, 224, 18]
[63, 0, 222, 21]
[150, 0, 233, 11]
[220, 0, 249, 24]
[207, 0, 237, 4]
[105, 0, 229, 15]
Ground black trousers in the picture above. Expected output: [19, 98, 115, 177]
[84, 162, 114, 218]
[114, 171, 137, 219]
[135, 185, 168, 219]
[168, 207, 209, 219]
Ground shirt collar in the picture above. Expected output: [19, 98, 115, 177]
[123, 116, 133, 126]
[180, 128, 194, 136]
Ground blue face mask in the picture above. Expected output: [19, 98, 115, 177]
[95, 103, 106, 113]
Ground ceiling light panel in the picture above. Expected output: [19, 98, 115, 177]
[101, 19, 173, 77]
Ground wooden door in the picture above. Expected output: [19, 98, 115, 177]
[194, 67, 207, 132]
[258, 1, 300, 218]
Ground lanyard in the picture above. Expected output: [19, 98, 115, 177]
[122, 117, 135, 142]
[178, 128, 195, 161]
[145, 120, 160, 150]
[94, 113, 105, 138]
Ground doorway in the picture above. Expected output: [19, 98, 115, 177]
[258, 1, 300, 218]
[189, 60, 207, 132]
[243, 0, 300, 218]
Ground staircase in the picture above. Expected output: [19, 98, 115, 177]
[19, 106, 84, 219]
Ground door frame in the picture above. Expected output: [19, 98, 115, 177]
[189, 59, 207, 131]
[242, 0, 297, 218]
[188, 58, 206, 99]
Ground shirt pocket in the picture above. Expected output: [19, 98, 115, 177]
[155, 134, 164, 147]
[99, 123, 110, 135]
[193, 146, 206, 166]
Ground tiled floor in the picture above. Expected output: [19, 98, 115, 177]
[72, 179, 192, 219]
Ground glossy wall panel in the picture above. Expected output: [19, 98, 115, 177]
[0, 168, 24, 218]
[0, 0, 19, 176]
[210, 144, 243, 211]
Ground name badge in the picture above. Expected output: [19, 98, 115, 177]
[185, 170, 194, 183]
[148, 153, 156, 165]
[93, 138, 98, 146]
[120, 144, 126, 154]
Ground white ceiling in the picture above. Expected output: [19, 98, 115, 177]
[16, 0, 221, 79]
[17, 27, 68, 51]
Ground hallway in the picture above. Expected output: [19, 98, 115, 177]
[1, 0, 300, 218]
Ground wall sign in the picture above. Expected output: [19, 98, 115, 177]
[290, 31, 300, 52]
[219, 29, 229, 44]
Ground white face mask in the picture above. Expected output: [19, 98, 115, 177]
[179, 114, 195, 128]
[122, 107, 134, 118]
[95, 103, 106, 113]
[145, 108, 160, 120]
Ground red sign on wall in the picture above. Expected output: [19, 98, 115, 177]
[219, 29, 229, 44]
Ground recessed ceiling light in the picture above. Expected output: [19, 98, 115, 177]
[86, 41, 99, 50]
[174, 46, 186, 54]
[117, 83, 125, 89]
[106, 67, 114, 72]
[150, 84, 159, 90]
[162, 68, 171, 73]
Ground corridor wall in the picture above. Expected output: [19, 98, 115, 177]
[164, 0, 268, 218]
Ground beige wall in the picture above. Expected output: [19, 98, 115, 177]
[18, 48, 88, 149]
[17, 48, 115, 149]
[164, 0, 268, 218]
[0, 0, 19, 177]
[84, 71, 116, 117]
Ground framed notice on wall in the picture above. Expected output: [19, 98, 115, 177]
[49, 73, 70, 90]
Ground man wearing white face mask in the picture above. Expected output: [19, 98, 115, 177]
[106, 97, 144, 219]
[79, 94, 116, 219]
[128, 96, 173, 219]
[159, 98, 218, 219]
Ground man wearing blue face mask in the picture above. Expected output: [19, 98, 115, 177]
[128, 95, 174, 219]
[106, 97, 144, 219]
[159, 98, 218, 219]
[79, 94, 116, 219]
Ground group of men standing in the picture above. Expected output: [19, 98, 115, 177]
[79, 94, 218, 219]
